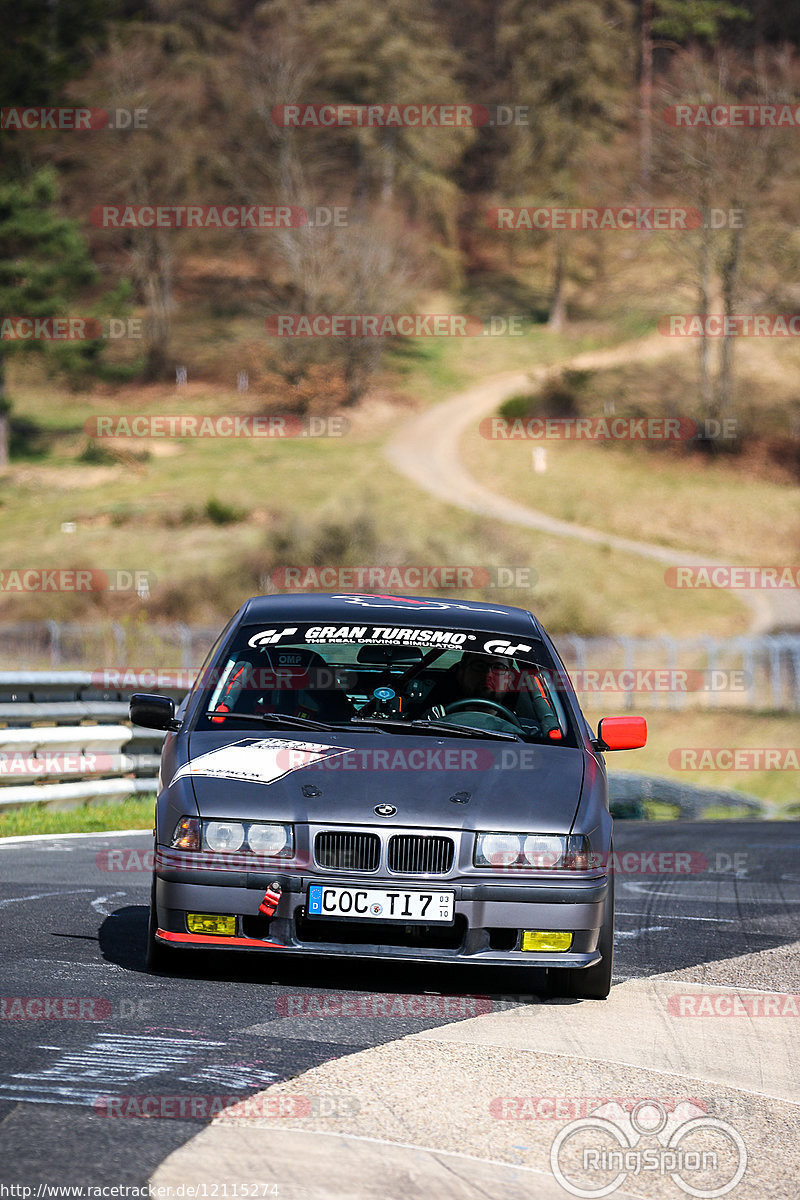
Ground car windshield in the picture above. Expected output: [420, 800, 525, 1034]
[192, 622, 576, 745]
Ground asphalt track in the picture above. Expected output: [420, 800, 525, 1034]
[0, 822, 798, 1192]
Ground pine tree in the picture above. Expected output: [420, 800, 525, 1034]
[0, 169, 97, 465]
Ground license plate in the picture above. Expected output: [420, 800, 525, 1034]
[307, 884, 455, 923]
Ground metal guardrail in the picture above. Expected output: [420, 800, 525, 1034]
[0, 622, 798, 711]
[555, 632, 800, 712]
[0, 664, 775, 817]
[0, 672, 186, 809]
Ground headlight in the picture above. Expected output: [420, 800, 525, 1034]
[474, 832, 593, 870]
[522, 835, 565, 868]
[475, 832, 521, 868]
[196, 819, 294, 857]
[204, 821, 246, 852]
[247, 823, 292, 856]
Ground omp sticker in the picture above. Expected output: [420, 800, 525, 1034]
[171, 738, 354, 787]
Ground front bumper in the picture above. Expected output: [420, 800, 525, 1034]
[152, 854, 609, 970]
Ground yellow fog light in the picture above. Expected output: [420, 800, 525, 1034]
[521, 930, 572, 952]
[187, 913, 237, 936]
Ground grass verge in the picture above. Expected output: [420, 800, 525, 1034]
[0, 796, 155, 839]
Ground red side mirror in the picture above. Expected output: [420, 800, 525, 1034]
[596, 715, 647, 751]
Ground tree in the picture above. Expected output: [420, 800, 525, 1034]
[639, 1, 750, 187]
[70, 27, 221, 378]
[294, 0, 474, 256]
[0, 169, 97, 465]
[0, 0, 113, 171]
[654, 47, 799, 433]
[495, 0, 635, 328]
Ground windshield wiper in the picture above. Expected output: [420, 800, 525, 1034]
[411, 719, 521, 742]
[347, 716, 521, 742]
[204, 710, 338, 732]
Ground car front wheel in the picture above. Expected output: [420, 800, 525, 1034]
[145, 874, 172, 973]
[548, 869, 614, 1001]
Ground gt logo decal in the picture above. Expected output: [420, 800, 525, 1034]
[247, 626, 298, 647]
[483, 639, 533, 656]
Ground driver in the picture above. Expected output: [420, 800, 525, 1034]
[422, 650, 562, 737]
[423, 651, 511, 717]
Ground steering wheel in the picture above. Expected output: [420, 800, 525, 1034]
[442, 698, 524, 729]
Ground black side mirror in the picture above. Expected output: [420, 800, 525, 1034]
[129, 693, 181, 731]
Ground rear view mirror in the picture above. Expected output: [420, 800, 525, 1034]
[594, 715, 647, 751]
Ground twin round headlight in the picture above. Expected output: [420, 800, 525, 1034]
[474, 832, 591, 870]
[171, 818, 292, 857]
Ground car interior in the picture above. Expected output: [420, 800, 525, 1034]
[202, 639, 572, 743]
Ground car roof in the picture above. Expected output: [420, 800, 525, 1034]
[237, 593, 544, 638]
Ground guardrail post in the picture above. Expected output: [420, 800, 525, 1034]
[45, 620, 61, 667]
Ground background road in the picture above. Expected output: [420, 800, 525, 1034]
[0, 822, 797, 1188]
[385, 339, 800, 634]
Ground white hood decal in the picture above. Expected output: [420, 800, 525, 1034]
[171, 737, 354, 788]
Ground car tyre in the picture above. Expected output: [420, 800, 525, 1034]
[548, 868, 614, 1001]
[145, 874, 172, 973]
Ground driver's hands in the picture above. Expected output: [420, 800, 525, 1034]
[422, 704, 446, 720]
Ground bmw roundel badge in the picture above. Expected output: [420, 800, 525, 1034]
[374, 804, 397, 816]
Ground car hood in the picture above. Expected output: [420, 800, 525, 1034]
[180, 729, 585, 833]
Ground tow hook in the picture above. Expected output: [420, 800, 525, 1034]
[258, 882, 282, 918]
